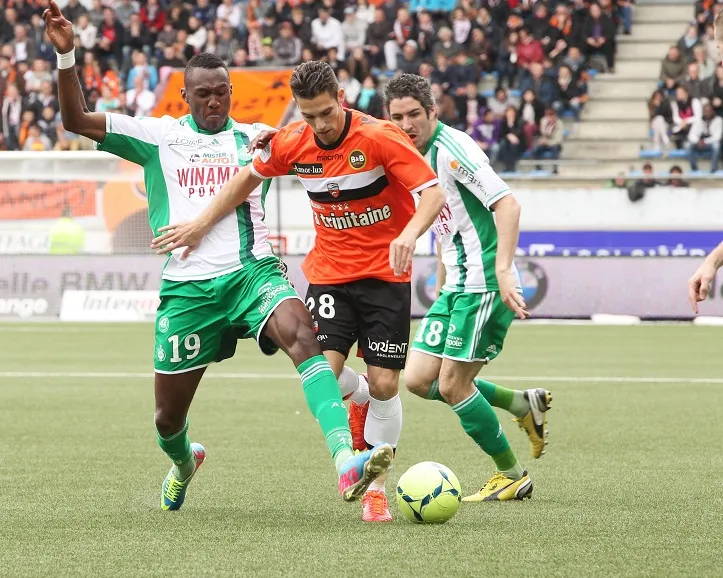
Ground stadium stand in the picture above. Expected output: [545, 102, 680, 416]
[0, 0, 712, 186]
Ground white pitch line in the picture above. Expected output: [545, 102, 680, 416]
[0, 372, 722, 384]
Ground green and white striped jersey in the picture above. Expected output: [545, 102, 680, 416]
[96, 113, 274, 281]
[424, 122, 521, 293]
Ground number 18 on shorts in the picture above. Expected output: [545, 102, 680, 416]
[411, 291, 515, 363]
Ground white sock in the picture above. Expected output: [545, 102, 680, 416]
[338, 365, 361, 399]
[349, 371, 370, 405]
[365, 394, 402, 447]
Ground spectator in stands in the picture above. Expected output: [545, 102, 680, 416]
[496, 30, 519, 88]
[354, 75, 383, 119]
[682, 62, 704, 100]
[636, 162, 660, 188]
[341, 7, 367, 53]
[487, 87, 519, 118]
[649, 89, 673, 152]
[416, 10, 437, 59]
[516, 27, 545, 72]
[94, 84, 121, 113]
[12, 23, 35, 64]
[532, 107, 564, 168]
[75, 14, 97, 53]
[686, 102, 722, 173]
[54, 121, 80, 151]
[554, 64, 586, 121]
[37, 105, 58, 146]
[693, 44, 716, 80]
[582, 2, 616, 73]
[468, 28, 492, 73]
[702, 22, 719, 64]
[1, 83, 22, 150]
[97, 7, 125, 65]
[666, 165, 691, 187]
[471, 108, 501, 166]
[22, 124, 52, 151]
[457, 81, 487, 133]
[702, 64, 723, 116]
[312, 6, 344, 59]
[431, 81, 459, 126]
[337, 68, 361, 106]
[365, 7, 392, 69]
[126, 74, 156, 117]
[398, 40, 422, 75]
[671, 85, 702, 149]
[677, 24, 700, 62]
[126, 51, 158, 92]
[519, 88, 545, 151]
[660, 45, 687, 95]
[273, 22, 302, 66]
[563, 46, 587, 80]
[520, 62, 557, 108]
[498, 106, 525, 172]
[605, 172, 630, 188]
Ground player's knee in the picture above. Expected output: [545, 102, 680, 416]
[403, 367, 432, 398]
[437, 365, 465, 403]
[367, 370, 400, 400]
[154, 408, 185, 438]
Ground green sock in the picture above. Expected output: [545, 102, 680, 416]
[473, 378, 530, 418]
[157, 419, 195, 481]
[451, 390, 524, 480]
[298, 355, 354, 475]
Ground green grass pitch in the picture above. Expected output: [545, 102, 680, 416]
[1, 322, 722, 577]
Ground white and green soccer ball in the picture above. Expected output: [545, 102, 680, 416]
[396, 461, 462, 524]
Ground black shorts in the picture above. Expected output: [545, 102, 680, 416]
[305, 279, 411, 370]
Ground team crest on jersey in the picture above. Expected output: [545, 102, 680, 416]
[348, 150, 366, 170]
[327, 182, 340, 198]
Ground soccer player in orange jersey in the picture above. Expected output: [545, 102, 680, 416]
[153, 61, 447, 522]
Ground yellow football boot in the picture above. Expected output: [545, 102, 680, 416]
[462, 471, 533, 502]
[513, 388, 552, 459]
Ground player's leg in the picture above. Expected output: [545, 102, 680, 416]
[227, 260, 393, 501]
[437, 356, 532, 502]
[355, 279, 411, 522]
[410, 291, 551, 458]
[153, 280, 230, 510]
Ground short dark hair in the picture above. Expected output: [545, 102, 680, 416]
[383, 73, 435, 114]
[289, 61, 339, 100]
[184, 52, 228, 84]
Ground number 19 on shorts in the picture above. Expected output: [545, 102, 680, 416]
[164, 333, 201, 363]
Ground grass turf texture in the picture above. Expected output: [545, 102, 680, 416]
[1, 323, 721, 577]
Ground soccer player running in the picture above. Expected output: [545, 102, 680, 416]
[43, 0, 393, 511]
[383, 73, 551, 501]
[152, 62, 448, 522]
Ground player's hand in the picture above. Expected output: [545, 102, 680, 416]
[151, 221, 207, 259]
[498, 270, 530, 319]
[389, 233, 416, 276]
[688, 260, 717, 314]
[43, 0, 74, 54]
[248, 129, 278, 152]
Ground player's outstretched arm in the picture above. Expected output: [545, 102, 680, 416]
[688, 241, 723, 313]
[151, 166, 264, 258]
[44, 0, 106, 142]
[492, 195, 529, 319]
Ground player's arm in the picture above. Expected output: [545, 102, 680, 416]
[151, 137, 291, 258]
[375, 124, 446, 276]
[688, 241, 723, 313]
[44, 1, 106, 142]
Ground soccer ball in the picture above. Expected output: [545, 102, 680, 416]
[396, 461, 462, 524]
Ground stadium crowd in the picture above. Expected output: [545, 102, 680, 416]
[0, 0, 628, 172]
[647, 3, 723, 173]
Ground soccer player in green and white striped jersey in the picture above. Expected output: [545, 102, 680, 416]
[44, 0, 393, 512]
[383, 73, 552, 502]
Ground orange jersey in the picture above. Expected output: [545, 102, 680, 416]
[250, 109, 439, 284]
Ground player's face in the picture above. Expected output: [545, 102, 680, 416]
[295, 89, 346, 144]
[182, 67, 232, 133]
[387, 96, 435, 152]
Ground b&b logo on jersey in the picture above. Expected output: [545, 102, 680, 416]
[348, 150, 366, 170]
[327, 182, 340, 198]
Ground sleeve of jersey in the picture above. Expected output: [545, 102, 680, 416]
[446, 137, 511, 210]
[249, 131, 291, 179]
[95, 113, 171, 166]
[374, 124, 439, 195]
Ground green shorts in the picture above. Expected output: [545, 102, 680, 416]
[154, 257, 300, 374]
[411, 290, 515, 363]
